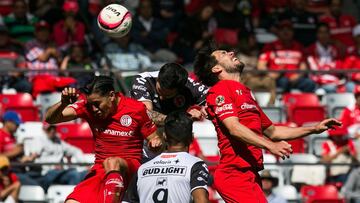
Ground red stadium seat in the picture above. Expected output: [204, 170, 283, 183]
[0, 93, 40, 121]
[282, 93, 326, 126]
[56, 123, 94, 153]
[300, 185, 344, 203]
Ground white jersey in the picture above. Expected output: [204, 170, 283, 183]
[125, 152, 209, 203]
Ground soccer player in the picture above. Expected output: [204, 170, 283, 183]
[45, 76, 163, 203]
[194, 44, 342, 203]
[125, 111, 209, 203]
[130, 62, 208, 126]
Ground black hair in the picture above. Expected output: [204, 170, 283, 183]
[316, 22, 330, 32]
[80, 76, 115, 96]
[164, 111, 193, 147]
[158, 63, 188, 89]
[193, 42, 219, 87]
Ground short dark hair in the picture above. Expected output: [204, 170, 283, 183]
[158, 63, 188, 89]
[193, 42, 219, 87]
[164, 111, 193, 146]
[80, 76, 115, 96]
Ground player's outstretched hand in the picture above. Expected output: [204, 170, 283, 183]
[268, 140, 293, 160]
[314, 118, 342, 134]
[61, 87, 78, 105]
[148, 135, 164, 152]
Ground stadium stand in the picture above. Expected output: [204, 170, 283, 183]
[0, 93, 40, 121]
[56, 122, 94, 153]
[47, 185, 75, 203]
[300, 185, 345, 203]
[19, 185, 47, 202]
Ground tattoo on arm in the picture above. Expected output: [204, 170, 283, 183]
[148, 110, 167, 126]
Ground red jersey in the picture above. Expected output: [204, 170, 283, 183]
[259, 40, 305, 78]
[339, 104, 360, 129]
[189, 138, 202, 157]
[206, 80, 273, 170]
[69, 93, 157, 164]
[320, 15, 356, 46]
[0, 129, 17, 153]
[322, 139, 356, 157]
[342, 55, 360, 81]
[0, 172, 18, 191]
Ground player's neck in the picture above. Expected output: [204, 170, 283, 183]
[166, 145, 189, 153]
[220, 72, 241, 83]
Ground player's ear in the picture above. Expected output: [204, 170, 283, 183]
[211, 64, 222, 74]
[109, 91, 116, 101]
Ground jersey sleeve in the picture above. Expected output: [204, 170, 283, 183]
[9, 172, 18, 183]
[257, 104, 273, 130]
[123, 172, 139, 203]
[130, 75, 152, 102]
[207, 85, 237, 121]
[138, 104, 157, 138]
[186, 78, 209, 105]
[190, 161, 209, 193]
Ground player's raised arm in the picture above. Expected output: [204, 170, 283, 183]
[45, 87, 78, 124]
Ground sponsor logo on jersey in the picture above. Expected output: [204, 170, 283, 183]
[240, 103, 257, 110]
[215, 95, 225, 106]
[199, 170, 208, 178]
[103, 129, 134, 137]
[153, 160, 172, 165]
[132, 84, 147, 92]
[215, 104, 233, 114]
[156, 177, 167, 186]
[120, 115, 132, 127]
[142, 166, 187, 176]
[160, 154, 177, 158]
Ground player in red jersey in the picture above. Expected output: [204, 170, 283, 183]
[194, 44, 342, 203]
[45, 76, 163, 203]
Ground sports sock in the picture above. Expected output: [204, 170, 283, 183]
[104, 171, 125, 203]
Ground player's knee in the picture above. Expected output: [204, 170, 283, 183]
[103, 157, 128, 173]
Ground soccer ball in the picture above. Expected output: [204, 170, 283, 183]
[97, 4, 132, 38]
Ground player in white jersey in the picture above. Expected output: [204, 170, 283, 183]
[125, 111, 209, 203]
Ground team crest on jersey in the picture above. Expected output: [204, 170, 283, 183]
[215, 95, 225, 106]
[120, 115, 132, 127]
[156, 177, 167, 186]
[173, 95, 186, 107]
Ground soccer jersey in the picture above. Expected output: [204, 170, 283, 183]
[206, 80, 273, 170]
[320, 14, 356, 46]
[339, 104, 360, 129]
[130, 71, 208, 114]
[0, 129, 17, 153]
[126, 152, 209, 203]
[68, 93, 157, 163]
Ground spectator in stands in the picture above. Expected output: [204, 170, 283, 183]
[101, 34, 152, 71]
[60, 44, 94, 88]
[339, 85, 360, 134]
[343, 25, 360, 89]
[251, 0, 289, 29]
[0, 25, 31, 93]
[0, 0, 14, 16]
[153, 0, 185, 32]
[320, 0, 357, 55]
[279, 0, 318, 46]
[31, 0, 63, 26]
[53, 0, 85, 51]
[321, 127, 357, 184]
[25, 20, 60, 81]
[213, 0, 253, 47]
[4, 0, 38, 44]
[342, 167, 360, 203]
[0, 156, 21, 203]
[307, 23, 343, 93]
[240, 37, 276, 106]
[258, 20, 316, 93]
[131, 0, 177, 63]
[23, 123, 86, 191]
[261, 170, 287, 203]
[173, 5, 215, 64]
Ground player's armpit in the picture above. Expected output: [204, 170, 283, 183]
[147, 109, 167, 126]
[191, 188, 209, 203]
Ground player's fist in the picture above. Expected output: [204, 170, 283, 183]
[268, 141, 293, 160]
[61, 87, 78, 105]
[148, 135, 164, 152]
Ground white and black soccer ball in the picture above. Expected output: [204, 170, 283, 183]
[97, 4, 132, 38]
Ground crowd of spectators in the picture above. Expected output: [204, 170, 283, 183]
[0, 0, 360, 97]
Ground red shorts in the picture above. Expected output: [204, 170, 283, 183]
[66, 158, 140, 202]
[214, 168, 267, 203]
